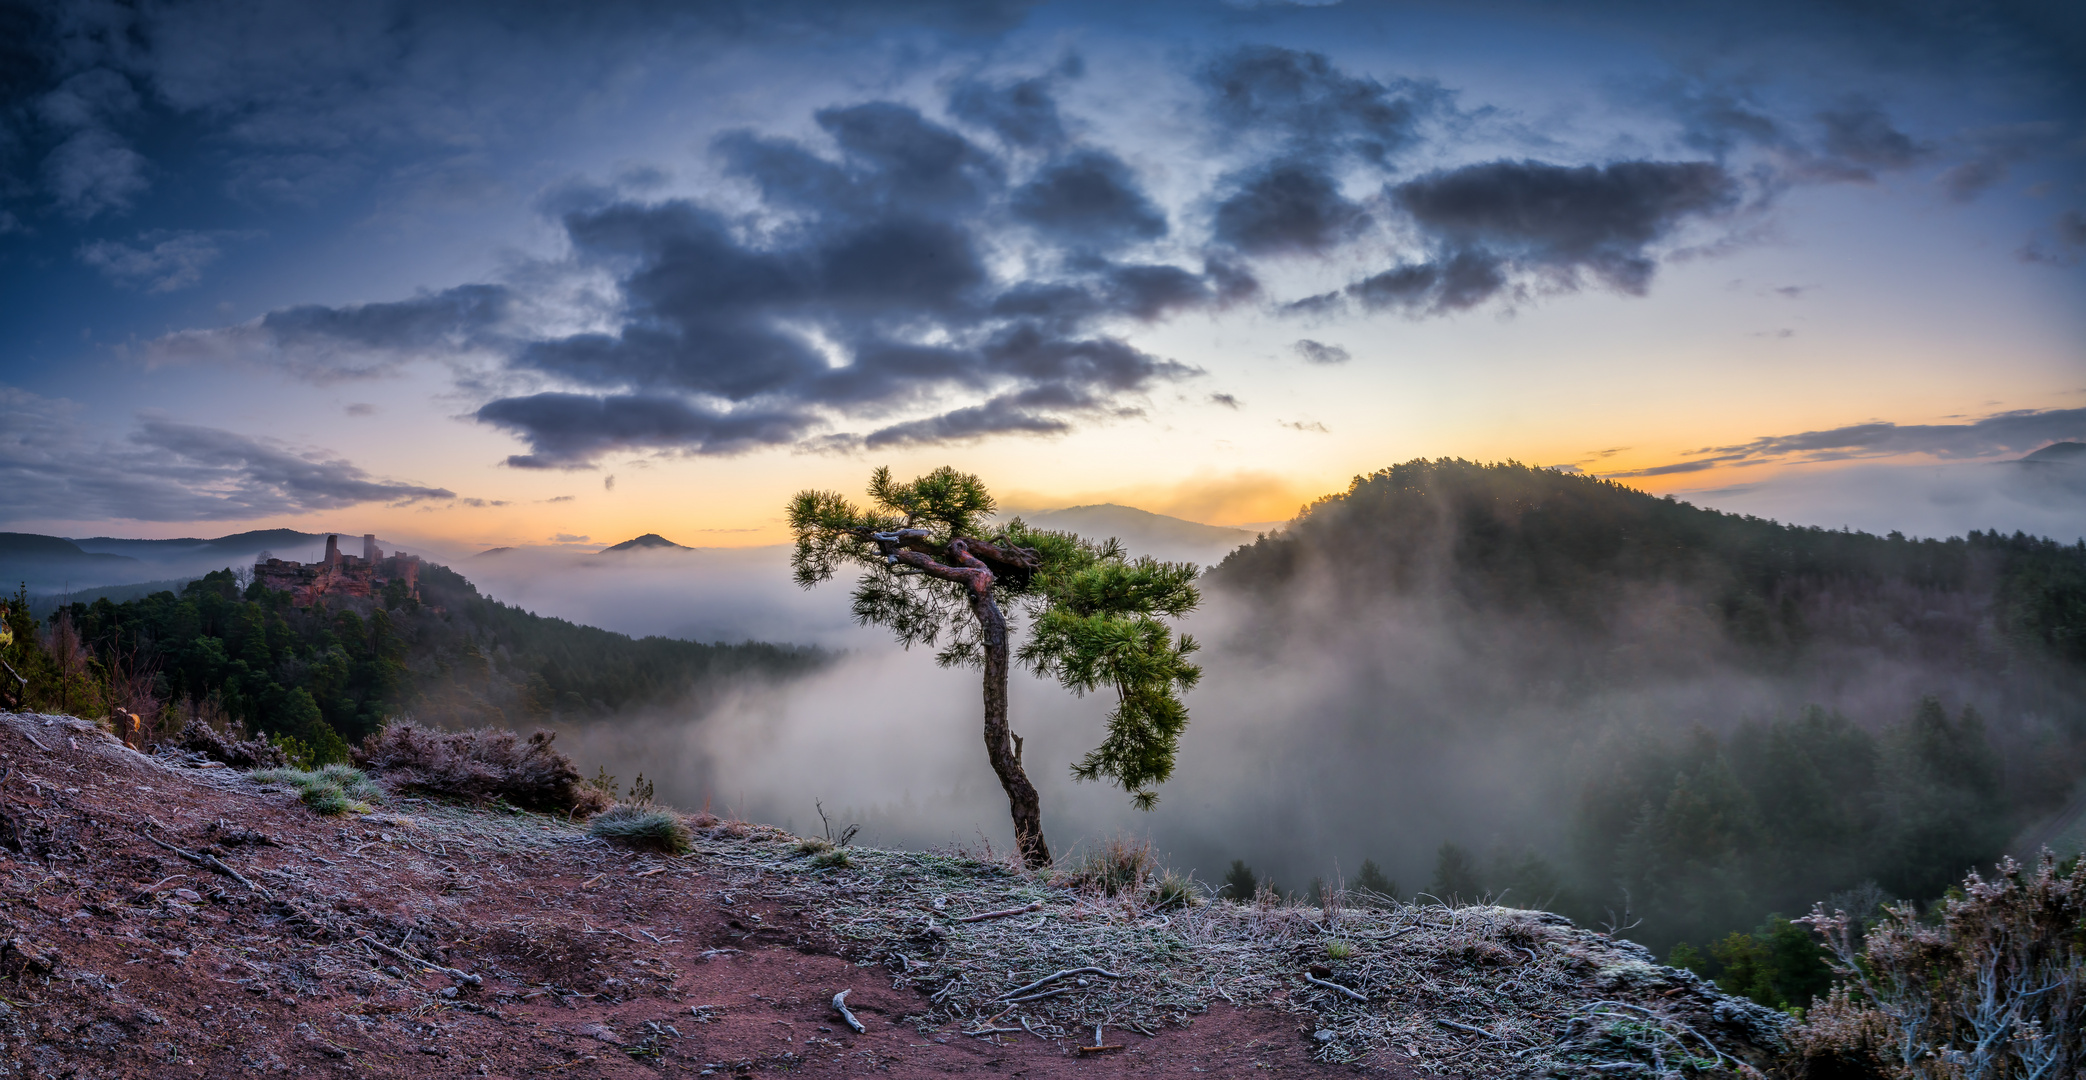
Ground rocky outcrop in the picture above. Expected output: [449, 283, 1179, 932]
[253, 532, 420, 606]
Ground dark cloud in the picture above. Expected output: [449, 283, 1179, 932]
[1277, 290, 1345, 316]
[0, 388, 456, 523]
[1195, 47, 1439, 263]
[1395, 159, 1738, 286]
[475, 393, 816, 468]
[134, 419, 456, 504]
[140, 283, 518, 381]
[1009, 150, 1167, 248]
[1212, 161, 1370, 256]
[1661, 82, 1783, 159]
[452, 99, 1214, 466]
[1603, 407, 2086, 477]
[1347, 250, 1506, 313]
[1808, 103, 1931, 181]
[948, 74, 1066, 149]
[1940, 156, 2009, 202]
[2061, 210, 2086, 246]
[816, 102, 1006, 211]
[1936, 122, 2063, 203]
[862, 392, 1075, 448]
[2018, 209, 2086, 265]
[1209, 392, 1241, 409]
[1641, 79, 1947, 190]
[261, 284, 513, 352]
[1342, 159, 1737, 313]
[1102, 263, 1216, 320]
[1607, 459, 1718, 478]
[1291, 339, 1349, 365]
[1197, 46, 1436, 167]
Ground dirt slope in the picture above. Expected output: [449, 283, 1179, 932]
[0, 711, 1786, 1078]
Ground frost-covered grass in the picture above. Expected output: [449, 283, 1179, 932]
[588, 804, 692, 854]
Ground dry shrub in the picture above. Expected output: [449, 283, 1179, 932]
[1058, 835, 1154, 897]
[354, 721, 611, 815]
[1794, 849, 2084, 1080]
[179, 708, 289, 769]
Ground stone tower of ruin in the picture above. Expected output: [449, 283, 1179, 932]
[324, 534, 341, 566]
[363, 534, 378, 562]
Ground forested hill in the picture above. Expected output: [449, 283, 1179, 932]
[1212, 458, 2085, 683]
[1199, 459, 2086, 1001]
[8, 560, 823, 766]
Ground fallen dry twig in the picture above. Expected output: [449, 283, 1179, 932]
[141, 825, 271, 898]
[832, 989, 865, 1033]
[1304, 972, 1368, 1002]
[956, 901, 1043, 923]
[997, 966, 1123, 999]
[358, 935, 483, 987]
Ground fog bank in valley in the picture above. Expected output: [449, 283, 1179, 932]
[536, 537, 2046, 904]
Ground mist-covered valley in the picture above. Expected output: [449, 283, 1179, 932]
[546, 463, 2084, 967]
[12, 458, 2086, 1005]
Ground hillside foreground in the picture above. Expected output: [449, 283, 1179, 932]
[0, 711, 1789, 1078]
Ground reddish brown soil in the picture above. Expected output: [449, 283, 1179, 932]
[0, 714, 1421, 1078]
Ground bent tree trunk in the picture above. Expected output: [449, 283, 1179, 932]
[871, 532, 1051, 869]
[970, 588, 1050, 868]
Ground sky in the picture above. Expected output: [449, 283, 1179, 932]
[2, 0, 2083, 551]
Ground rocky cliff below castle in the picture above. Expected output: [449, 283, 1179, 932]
[253, 532, 420, 607]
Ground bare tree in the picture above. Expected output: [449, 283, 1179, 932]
[789, 467, 1202, 869]
[43, 610, 91, 716]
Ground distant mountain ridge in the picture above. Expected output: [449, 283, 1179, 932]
[1003, 504, 1253, 565]
[1, 529, 354, 593]
[2021, 441, 2086, 463]
[0, 532, 143, 589]
[69, 528, 322, 557]
[598, 533, 690, 553]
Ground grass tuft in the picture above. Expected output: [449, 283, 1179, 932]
[1325, 939, 1354, 960]
[810, 848, 851, 870]
[248, 766, 375, 816]
[589, 804, 692, 854]
[1058, 835, 1153, 896]
[1152, 870, 1198, 910]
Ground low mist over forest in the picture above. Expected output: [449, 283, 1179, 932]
[1192, 459, 2082, 994]
[5, 458, 2082, 1010]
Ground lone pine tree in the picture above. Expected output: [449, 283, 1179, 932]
[788, 466, 1202, 869]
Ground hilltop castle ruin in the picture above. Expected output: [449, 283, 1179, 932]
[255, 533, 421, 607]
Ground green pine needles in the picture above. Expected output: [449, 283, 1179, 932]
[788, 466, 1203, 851]
[1020, 554, 1201, 809]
